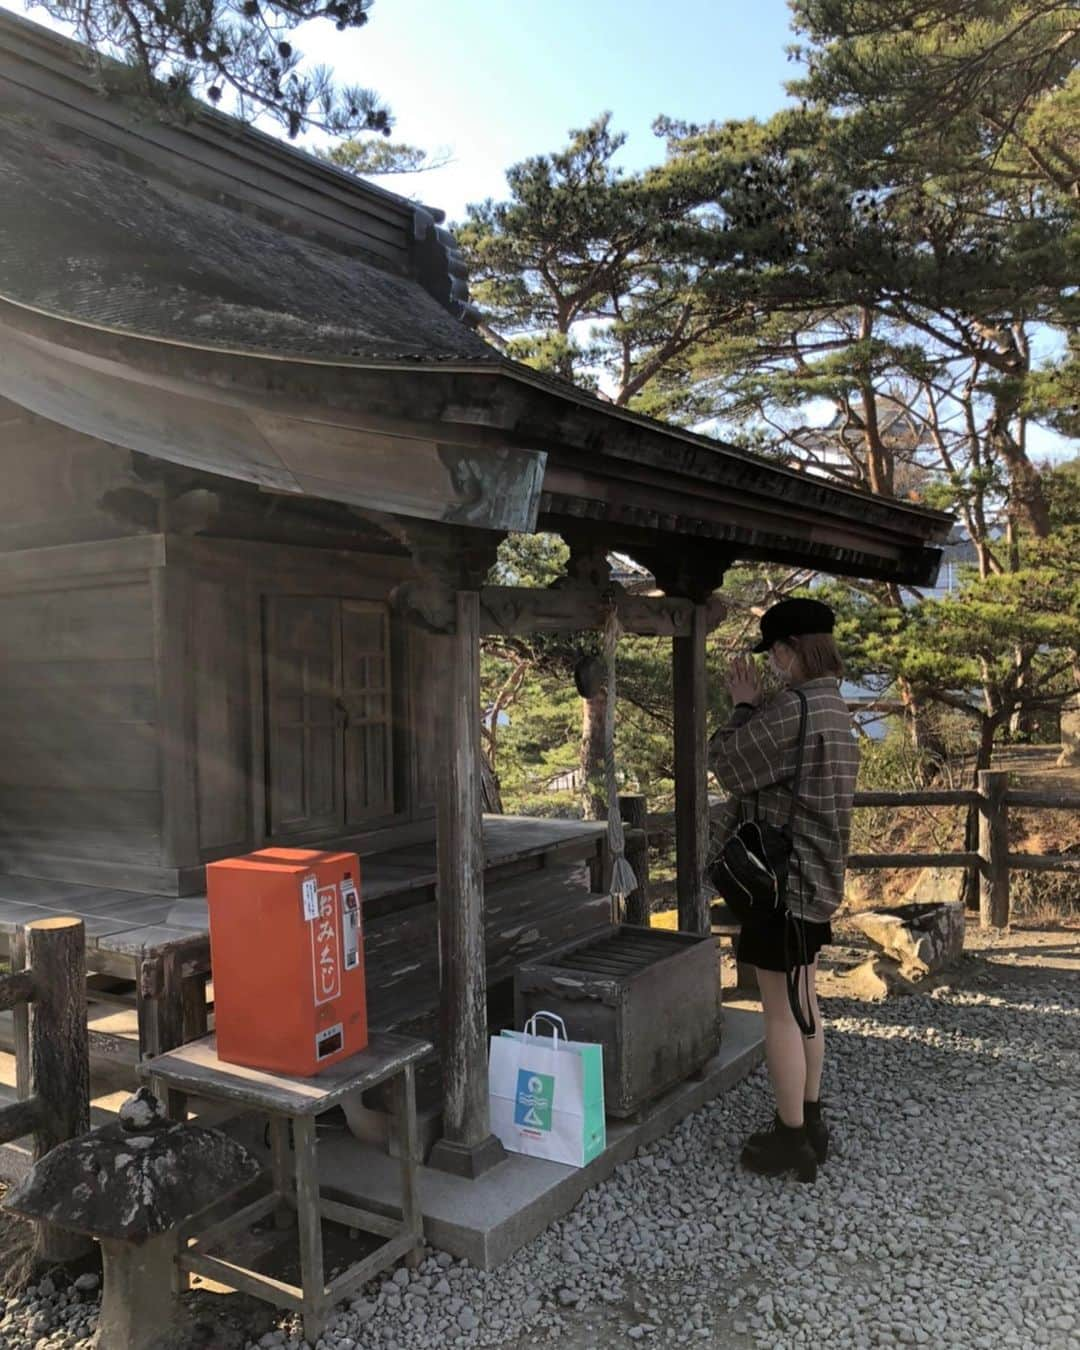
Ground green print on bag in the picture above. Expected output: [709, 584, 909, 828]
[514, 1069, 554, 1131]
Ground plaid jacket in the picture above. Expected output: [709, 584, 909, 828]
[707, 677, 860, 924]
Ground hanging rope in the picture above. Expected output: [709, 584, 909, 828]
[602, 602, 638, 902]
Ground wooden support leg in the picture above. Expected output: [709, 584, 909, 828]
[428, 590, 506, 1180]
[269, 1116, 293, 1230]
[181, 971, 210, 1041]
[392, 1063, 423, 1268]
[293, 1116, 326, 1346]
[673, 604, 711, 936]
[138, 950, 188, 1120]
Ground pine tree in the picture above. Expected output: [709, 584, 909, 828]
[456, 115, 757, 406]
[31, 0, 393, 139]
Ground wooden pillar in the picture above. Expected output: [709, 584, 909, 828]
[26, 917, 91, 1263]
[428, 590, 506, 1179]
[619, 795, 651, 926]
[673, 603, 710, 936]
[978, 770, 1010, 929]
[138, 949, 189, 1120]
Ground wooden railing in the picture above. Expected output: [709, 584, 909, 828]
[621, 769, 1080, 930]
[0, 917, 90, 1262]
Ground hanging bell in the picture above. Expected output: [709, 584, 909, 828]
[573, 653, 606, 700]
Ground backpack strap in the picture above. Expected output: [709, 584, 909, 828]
[783, 690, 810, 839]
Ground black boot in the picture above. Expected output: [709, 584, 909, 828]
[740, 1114, 817, 1183]
[804, 1100, 829, 1164]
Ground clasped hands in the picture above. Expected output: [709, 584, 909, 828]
[725, 653, 763, 709]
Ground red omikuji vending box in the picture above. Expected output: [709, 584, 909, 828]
[206, 848, 368, 1077]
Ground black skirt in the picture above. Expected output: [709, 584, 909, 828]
[736, 911, 832, 973]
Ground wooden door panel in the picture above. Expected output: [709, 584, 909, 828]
[341, 599, 394, 824]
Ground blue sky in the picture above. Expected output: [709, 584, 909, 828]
[294, 0, 803, 220]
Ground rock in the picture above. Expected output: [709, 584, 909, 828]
[903, 867, 965, 906]
[73, 1276, 99, 1295]
[852, 902, 965, 978]
[117, 1088, 168, 1133]
[838, 956, 920, 1000]
[1058, 695, 1080, 766]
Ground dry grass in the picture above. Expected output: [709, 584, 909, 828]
[0, 1183, 36, 1293]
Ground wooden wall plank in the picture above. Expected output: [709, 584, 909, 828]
[0, 580, 155, 661]
[0, 572, 163, 879]
[0, 788, 162, 829]
[192, 578, 250, 854]
[0, 731, 158, 791]
[0, 658, 157, 692]
[0, 422, 150, 553]
[153, 567, 198, 870]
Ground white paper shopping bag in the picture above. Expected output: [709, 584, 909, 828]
[489, 1012, 605, 1167]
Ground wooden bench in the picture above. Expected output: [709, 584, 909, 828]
[141, 1031, 431, 1345]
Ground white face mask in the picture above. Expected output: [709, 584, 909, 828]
[768, 647, 793, 683]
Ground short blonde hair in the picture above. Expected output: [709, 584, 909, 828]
[786, 633, 844, 680]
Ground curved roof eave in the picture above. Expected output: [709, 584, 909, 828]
[0, 291, 952, 582]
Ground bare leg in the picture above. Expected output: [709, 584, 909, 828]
[799, 958, 825, 1102]
[755, 967, 807, 1128]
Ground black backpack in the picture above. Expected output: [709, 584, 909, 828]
[709, 689, 808, 924]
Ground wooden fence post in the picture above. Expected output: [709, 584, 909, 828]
[978, 770, 1010, 929]
[25, 917, 91, 1263]
[619, 795, 651, 926]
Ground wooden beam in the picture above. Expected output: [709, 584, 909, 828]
[0, 970, 36, 1013]
[846, 852, 981, 870]
[854, 790, 981, 809]
[479, 586, 727, 637]
[1007, 853, 1080, 873]
[428, 591, 506, 1179]
[1005, 791, 1080, 810]
[673, 605, 711, 936]
[0, 1094, 42, 1147]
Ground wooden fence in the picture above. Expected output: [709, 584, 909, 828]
[621, 769, 1080, 930]
[0, 916, 90, 1262]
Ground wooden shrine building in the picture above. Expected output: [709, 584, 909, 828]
[0, 10, 951, 1178]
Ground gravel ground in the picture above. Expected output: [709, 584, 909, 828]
[2, 930, 1077, 1350]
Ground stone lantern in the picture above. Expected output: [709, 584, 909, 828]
[4, 1088, 260, 1350]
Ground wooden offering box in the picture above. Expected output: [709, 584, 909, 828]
[514, 926, 720, 1118]
[207, 848, 368, 1077]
